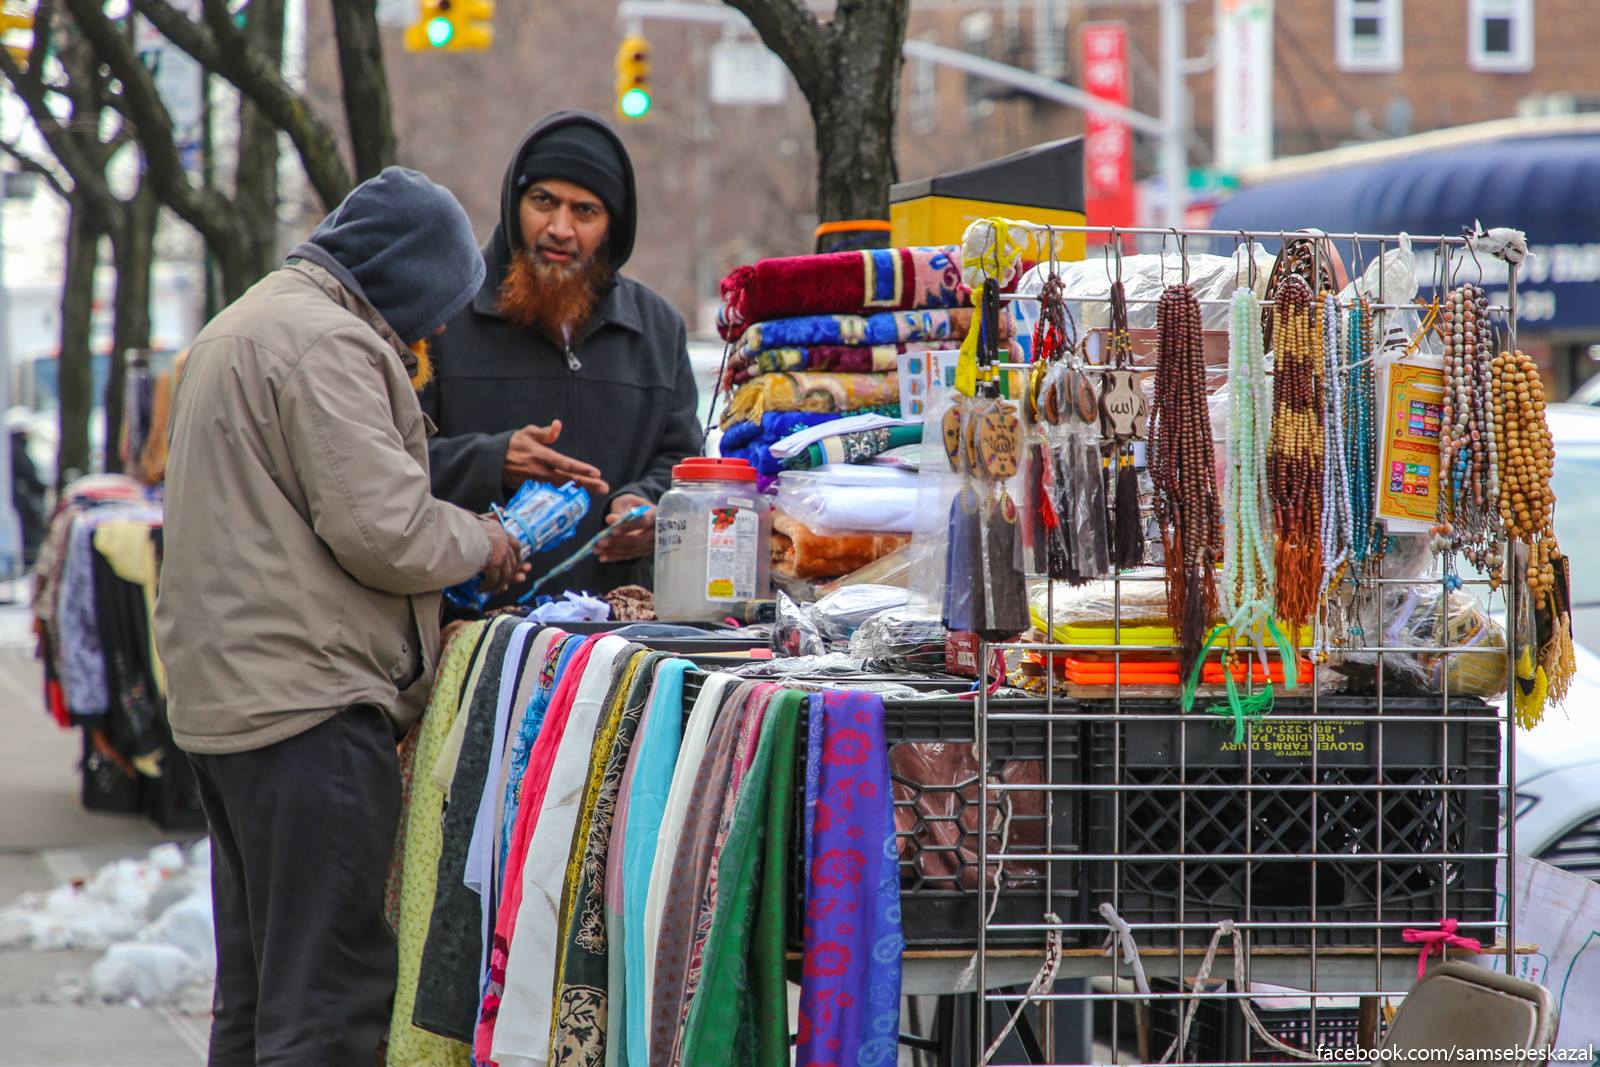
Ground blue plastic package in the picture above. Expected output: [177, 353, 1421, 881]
[444, 480, 590, 613]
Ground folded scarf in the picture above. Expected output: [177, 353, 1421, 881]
[649, 681, 767, 1067]
[798, 691, 903, 1067]
[723, 344, 918, 389]
[737, 308, 975, 355]
[720, 372, 901, 430]
[549, 650, 663, 1067]
[386, 621, 491, 1067]
[784, 423, 926, 471]
[718, 246, 965, 342]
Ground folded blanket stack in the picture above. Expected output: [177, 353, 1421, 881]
[718, 245, 968, 342]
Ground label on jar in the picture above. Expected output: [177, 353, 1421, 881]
[705, 506, 758, 602]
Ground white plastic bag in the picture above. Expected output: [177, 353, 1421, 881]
[90, 942, 202, 1004]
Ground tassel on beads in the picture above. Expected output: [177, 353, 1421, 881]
[1179, 565, 1213, 684]
[1113, 457, 1144, 569]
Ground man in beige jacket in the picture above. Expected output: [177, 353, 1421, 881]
[156, 167, 525, 1066]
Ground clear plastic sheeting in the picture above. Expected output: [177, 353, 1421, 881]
[1012, 246, 1277, 337]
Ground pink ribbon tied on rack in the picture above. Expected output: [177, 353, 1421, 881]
[1402, 918, 1483, 979]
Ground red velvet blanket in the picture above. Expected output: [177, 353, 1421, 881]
[717, 245, 966, 342]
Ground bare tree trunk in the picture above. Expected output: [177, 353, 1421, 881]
[331, 0, 396, 180]
[722, 0, 910, 252]
[58, 202, 101, 488]
[233, 0, 284, 287]
[103, 182, 158, 475]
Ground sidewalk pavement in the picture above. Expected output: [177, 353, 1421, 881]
[0, 591, 209, 1067]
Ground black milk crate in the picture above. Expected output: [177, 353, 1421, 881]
[795, 696, 1085, 951]
[1145, 981, 1383, 1062]
[1084, 695, 1500, 949]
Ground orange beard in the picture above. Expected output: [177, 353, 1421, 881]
[408, 338, 434, 391]
[496, 249, 609, 339]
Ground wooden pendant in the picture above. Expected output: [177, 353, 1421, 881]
[1100, 368, 1147, 440]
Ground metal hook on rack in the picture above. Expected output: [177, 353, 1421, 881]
[1159, 229, 1172, 287]
[1179, 230, 1190, 285]
[1466, 232, 1486, 286]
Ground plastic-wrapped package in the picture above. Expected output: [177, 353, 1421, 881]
[850, 607, 949, 673]
[775, 465, 919, 534]
[773, 590, 827, 658]
[446, 479, 589, 612]
[909, 387, 963, 613]
[1337, 584, 1507, 697]
[1027, 574, 1175, 639]
[818, 542, 912, 594]
[807, 584, 910, 644]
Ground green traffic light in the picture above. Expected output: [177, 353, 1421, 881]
[619, 87, 651, 118]
[426, 16, 453, 47]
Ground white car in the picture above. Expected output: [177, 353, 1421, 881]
[1511, 404, 1600, 879]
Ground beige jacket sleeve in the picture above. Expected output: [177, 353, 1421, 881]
[279, 326, 490, 596]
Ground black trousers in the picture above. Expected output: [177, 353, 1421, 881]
[189, 706, 401, 1067]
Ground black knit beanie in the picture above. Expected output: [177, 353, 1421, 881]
[514, 124, 628, 226]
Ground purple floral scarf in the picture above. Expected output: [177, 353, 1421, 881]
[797, 691, 903, 1067]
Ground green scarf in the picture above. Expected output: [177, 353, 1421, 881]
[678, 689, 805, 1066]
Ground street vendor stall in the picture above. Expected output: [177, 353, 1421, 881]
[29, 354, 198, 831]
[386, 221, 1575, 1065]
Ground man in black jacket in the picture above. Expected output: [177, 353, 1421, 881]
[423, 110, 702, 599]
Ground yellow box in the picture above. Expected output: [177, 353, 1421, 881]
[890, 136, 1087, 261]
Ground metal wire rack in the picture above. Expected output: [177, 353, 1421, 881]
[965, 222, 1524, 1065]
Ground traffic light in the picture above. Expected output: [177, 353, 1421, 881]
[404, 0, 494, 53]
[615, 35, 651, 120]
[0, 6, 34, 69]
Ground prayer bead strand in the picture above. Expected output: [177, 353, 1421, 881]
[1223, 286, 1274, 619]
[1152, 283, 1221, 680]
[1268, 276, 1324, 629]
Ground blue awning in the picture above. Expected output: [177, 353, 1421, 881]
[1210, 133, 1600, 331]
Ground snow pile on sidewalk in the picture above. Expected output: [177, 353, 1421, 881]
[0, 840, 216, 1005]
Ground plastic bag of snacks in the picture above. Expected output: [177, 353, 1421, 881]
[1338, 584, 1506, 698]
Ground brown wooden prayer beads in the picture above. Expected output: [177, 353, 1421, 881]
[1151, 283, 1221, 639]
[1491, 350, 1559, 593]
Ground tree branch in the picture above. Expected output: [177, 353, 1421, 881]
[0, 140, 70, 200]
[330, 0, 395, 180]
[59, 0, 236, 249]
[720, 0, 832, 100]
[131, 0, 353, 208]
[0, 39, 122, 221]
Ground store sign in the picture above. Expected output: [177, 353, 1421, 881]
[1214, 0, 1274, 172]
[710, 39, 787, 108]
[1413, 241, 1600, 330]
[1081, 22, 1135, 230]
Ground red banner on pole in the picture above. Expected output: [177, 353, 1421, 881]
[1081, 22, 1136, 233]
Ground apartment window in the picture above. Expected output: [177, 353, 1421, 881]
[1469, 0, 1533, 73]
[1336, 0, 1403, 72]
